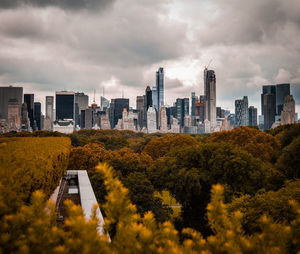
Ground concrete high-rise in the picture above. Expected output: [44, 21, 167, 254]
[264, 93, 276, 130]
[159, 106, 168, 133]
[276, 84, 290, 116]
[235, 96, 249, 126]
[204, 68, 216, 129]
[147, 107, 157, 133]
[8, 99, 21, 131]
[281, 95, 295, 125]
[248, 106, 258, 126]
[0, 86, 23, 121]
[75, 92, 88, 126]
[156, 67, 164, 111]
[56, 91, 75, 120]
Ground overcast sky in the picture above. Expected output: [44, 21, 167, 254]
[0, 0, 299, 114]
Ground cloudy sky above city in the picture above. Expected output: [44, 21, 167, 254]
[0, 0, 299, 114]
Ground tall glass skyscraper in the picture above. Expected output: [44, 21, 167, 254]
[276, 83, 290, 116]
[56, 91, 75, 120]
[261, 85, 276, 115]
[24, 93, 34, 129]
[156, 67, 164, 111]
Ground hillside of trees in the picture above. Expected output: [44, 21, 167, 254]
[0, 124, 300, 253]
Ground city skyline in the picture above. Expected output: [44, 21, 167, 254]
[0, 0, 299, 114]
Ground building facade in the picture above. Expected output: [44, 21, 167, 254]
[235, 96, 249, 126]
[56, 91, 75, 121]
[0, 86, 23, 121]
[204, 68, 216, 129]
[248, 106, 257, 126]
[264, 93, 276, 130]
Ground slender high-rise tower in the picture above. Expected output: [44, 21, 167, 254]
[204, 68, 216, 129]
[156, 67, 164, 112]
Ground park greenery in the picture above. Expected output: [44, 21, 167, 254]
[0, 124, 300, 253]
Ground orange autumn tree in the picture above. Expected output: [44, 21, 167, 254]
[143, 134, 198, 160]
[208, 126, 280, 163]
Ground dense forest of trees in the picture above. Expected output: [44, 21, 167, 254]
[0, 124, 300, 253]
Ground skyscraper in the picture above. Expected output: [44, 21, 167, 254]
[75, 92, 88, 126]
[176, 98, 189, 127]
[8, 99, 21, 131]
[136, 95, 144, 129]
[34, 102, 42, 130]
[56, 91, 75, 120]
[24, 94, 34, 129]
[0, 86, 23, 121]
[204, 68, 216, 128]
[248, 106, 258, 126]
[109, 98, 129, 128]
[276, 84, 290, 116]
[159, 106, 168, 132]
[261, 85, 276, 115]
[235, 96, 248, 126]
[145, 86, 152, 110]
[281, 95, 295, 125]
[191, 92, 196, 117]
[156, 67, 164, 111]
[264, 93, 276, 130]
[152, 86, 157, 110]
[147, 107, 157, 133]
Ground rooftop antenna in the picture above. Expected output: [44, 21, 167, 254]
[93, 89, 96, 104]
[205, 59, 212, 69]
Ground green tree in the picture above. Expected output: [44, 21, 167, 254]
[150, 142, 281, 234]
[276, 136, 300, 179]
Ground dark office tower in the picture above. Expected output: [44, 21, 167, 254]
[264, 93, 276, 130]
[109, 98, 129, 128]
[156, 67, 164, 112]
[56, 91, 75, 120]
[136, 95, 144, 128]
[248, 106, 258, 126]
[276, 83, 290, 116]
[261, 85, 276, 115]
[176, 98, 189, 127]
[0, 86, 23, 121]
[80, 109, 85, 128]
[24, 94, 34, 128]
[34, 102, 41, 130]
[216, 107, 222, 118]
[75, 92, 88, 126]
[145, 86, 152, 110]
[235, 96, 248, 126]
[191, 92, 196, 117]
[204, 68, 216, 128]
[199, 95, 205, 103]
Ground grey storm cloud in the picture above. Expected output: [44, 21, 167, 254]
[0, 0, 299, 112]
[0, 0, 114, 10]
